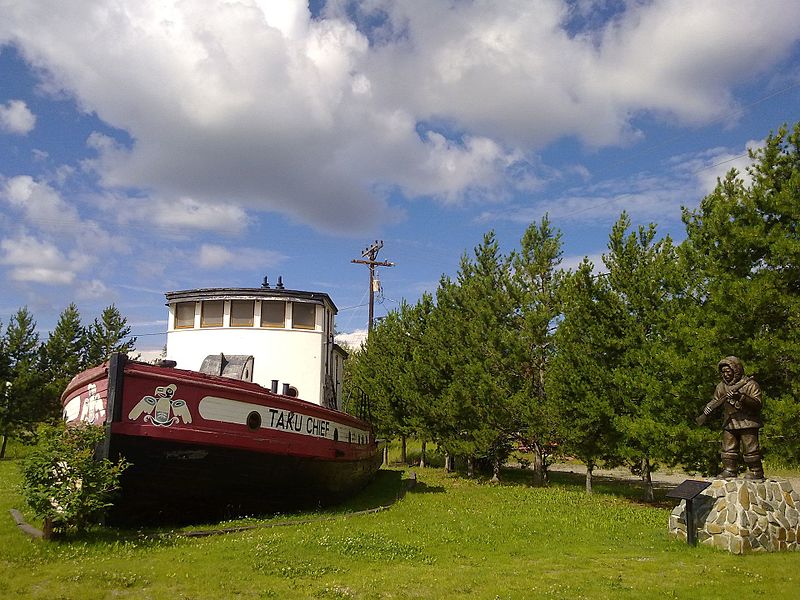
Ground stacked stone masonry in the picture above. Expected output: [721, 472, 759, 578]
[669, 478, 800, 554]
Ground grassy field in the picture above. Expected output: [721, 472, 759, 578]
[1, 442, 798, 599]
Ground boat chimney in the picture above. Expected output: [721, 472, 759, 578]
[276, 276, 284, 290]
[271, 379, 278, 393]
[281, 383, 290, 395]
[261, 275, 270, 289]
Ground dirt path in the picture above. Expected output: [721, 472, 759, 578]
[547, 462, 800, 489]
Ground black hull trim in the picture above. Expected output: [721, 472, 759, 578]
[107, 435, 381, 526]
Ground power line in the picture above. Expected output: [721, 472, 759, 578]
[338, 302, 371, 311]
[559, 150, 752, 219]
[547, 79, 800, 221]
[0, 211, 244, 236]
[603, 80, 800, 173]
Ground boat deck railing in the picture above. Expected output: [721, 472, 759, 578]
[343, 384, 372, 424]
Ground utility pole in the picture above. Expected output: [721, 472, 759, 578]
[351, 240, 394, 335]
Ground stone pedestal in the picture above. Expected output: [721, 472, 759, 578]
[669, 478, 800, 554]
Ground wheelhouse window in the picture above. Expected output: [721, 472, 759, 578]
[260, 301, 285, 328]
[200, 300, 224, 328]
[174, 302, 196, 329]
[230, 300, 255, 327]
[292, 302, 316, 330]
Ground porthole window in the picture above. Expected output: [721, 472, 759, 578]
[174, 302, 195, 329]
[246, 411, 262, 430]
[260, 301, 286, 328]
[292, 303, 316, 330]
[200, 300, 224, 327]
[230, 300, 254, 327]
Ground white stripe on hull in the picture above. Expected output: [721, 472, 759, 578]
[198, 396, 370, 444]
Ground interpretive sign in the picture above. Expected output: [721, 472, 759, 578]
[667, 479, 712, 546]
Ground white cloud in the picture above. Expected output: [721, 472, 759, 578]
[197, 244, 234, 269]
[362, 1, 800, 146]
[1, 1, 798, 232]
[561, 252, 605, 275]
[137, 347, 167, 363]
[1, 175, 118, 264]
[673, 141, 761, 194]
[477, 139, 765, 227]
[2, 175, 81, 231]
[0, 235, 83, 284]
[0, 99, 36, 134]
[335, 328, 367, 351]
[122, 196, 250, 235]
[595, 2, 796, 127]
[75, 279, 111, 300]
[196, 243, 286, 270]
[410, 133, 520, 202]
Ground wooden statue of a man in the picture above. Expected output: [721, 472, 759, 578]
[699, 356, 764, 480]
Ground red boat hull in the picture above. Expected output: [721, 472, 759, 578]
[61, 355, 381, 524]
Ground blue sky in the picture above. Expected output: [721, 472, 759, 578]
[1, 0, 799, 357]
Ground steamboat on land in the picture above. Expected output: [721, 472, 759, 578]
[61, 278, 380, 524]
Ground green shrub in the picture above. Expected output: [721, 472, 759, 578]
[19, 422, 129, 537]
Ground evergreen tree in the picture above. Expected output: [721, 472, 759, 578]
[44, 304, 85, 382]
[681, 123, 800, 464]
[547, 260, 626, 492]
[433, 233, 519, 479]
[349, 307, 416, 455]
[603, 213, 700, 499]
[85, 304, 137, 367]
[1, 307, 46, 457]
[5, 307, 39, 365]
[0, 319, 8, 383]
[508, 216, 565, 484]
[402, 293, 445, 465]
[388, 296, 439, 464]
[0, 321, 10, 458]
[42, 304, 87, 418]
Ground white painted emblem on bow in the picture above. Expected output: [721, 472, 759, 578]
[128, 384, 192, 426]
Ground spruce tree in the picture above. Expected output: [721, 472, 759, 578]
[85, 304, 137, 367]
[349, 307, 416, 457]
[433, 233, 519, 479]
[42, 304, 87, 417]
[509, 216, 565, 485]
[402, 293, 443, 465]
[547, 260, 626, 493]
[0, 321, 9, 458]
[681, 123, 800, 464]
[1, 307, 46, 457]
[603, 213, 700, 498]
[45, 304, 85, 382]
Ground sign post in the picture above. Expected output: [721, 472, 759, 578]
[666, 480, 712, 546]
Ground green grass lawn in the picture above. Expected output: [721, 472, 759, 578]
[1, 449, 797, 599]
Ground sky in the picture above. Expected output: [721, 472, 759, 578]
[1, 0, 799, 358]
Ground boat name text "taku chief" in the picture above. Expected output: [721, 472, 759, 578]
[198, 396, 370, 444]
[267, 407, 330, 436]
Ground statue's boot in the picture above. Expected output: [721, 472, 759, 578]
[718, 452, 739, 478]
[743, 453, 764, 480]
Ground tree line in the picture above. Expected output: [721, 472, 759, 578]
[0, 303, 136, 458]
[344, 123, 800, 497]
